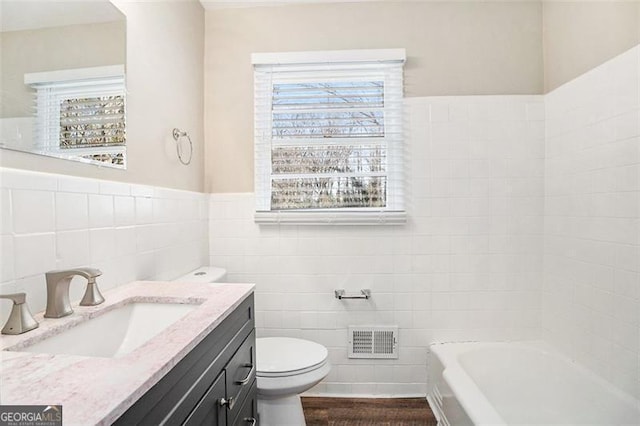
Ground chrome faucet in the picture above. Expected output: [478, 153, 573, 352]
[44, 268, 105, 318]
[0, 293, 39, 335]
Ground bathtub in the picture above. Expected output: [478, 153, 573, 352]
[427, 341, 640, 426]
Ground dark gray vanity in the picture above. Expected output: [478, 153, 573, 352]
[114, 295, 257, 426]
[0, 281, 256, 425]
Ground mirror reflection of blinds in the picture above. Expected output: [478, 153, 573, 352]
[34, 76, 126, 150]
[254, 64, 404, 212]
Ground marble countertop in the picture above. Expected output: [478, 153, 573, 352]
[0, 280, 254, 426]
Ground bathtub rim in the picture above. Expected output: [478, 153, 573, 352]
[429, 340, 640, 426]
[430, 341, 507, 426]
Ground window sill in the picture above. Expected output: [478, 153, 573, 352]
[254, 210, 406, 225]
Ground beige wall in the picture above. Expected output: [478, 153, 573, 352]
[4, 1, 636, 193]
[543, 0, 640, 92]
[0, 0, 206, 193]
[0, 21, 125, 119]
[204, 1, 543, 193]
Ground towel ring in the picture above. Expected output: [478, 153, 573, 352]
[172, 128, 193, 165]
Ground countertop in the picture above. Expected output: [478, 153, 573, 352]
[0, 280, 254, 425]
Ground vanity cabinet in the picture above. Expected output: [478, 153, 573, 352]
[114, 295, 257, 426]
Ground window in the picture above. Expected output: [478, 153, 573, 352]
[252, 49, 406, 224]
[25, 65, 126, 168]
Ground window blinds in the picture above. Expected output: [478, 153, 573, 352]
[28, 68, 126, 166]
[253, 50, 405, 221]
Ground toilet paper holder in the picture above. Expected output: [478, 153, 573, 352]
[334, 289, 371, 300]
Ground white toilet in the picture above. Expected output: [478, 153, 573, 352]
[256, 337, 331, 426]
[174, 267, 331, 425]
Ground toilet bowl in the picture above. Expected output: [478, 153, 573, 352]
[256, 337, 331, 426]
[173, 268, 331, 425]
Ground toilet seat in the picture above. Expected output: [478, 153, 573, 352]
[257, 337, 328, 378]
[258, 358, 328, 378]
[256, 337, 331, 425]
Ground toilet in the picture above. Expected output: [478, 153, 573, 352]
[256, 337, 331, 426]
[173, 266, 228, 283]
[174, 267, 331, 425]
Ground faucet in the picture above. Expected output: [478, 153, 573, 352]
[44, 268, 105, 318]
[0, 293, 39, 335]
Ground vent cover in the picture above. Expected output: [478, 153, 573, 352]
[348, 326, 398, 359]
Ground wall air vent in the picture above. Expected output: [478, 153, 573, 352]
[348, 326, 398, 359]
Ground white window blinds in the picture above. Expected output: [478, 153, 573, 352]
[253, 49, 406, 224]
[26, 66, 126, 167]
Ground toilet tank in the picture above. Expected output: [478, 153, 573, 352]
[173, 267, 227, 283]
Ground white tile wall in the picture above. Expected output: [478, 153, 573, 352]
[209, 95, 545, 396]
[0, 168, 208, 325]
[542, 45, 640, 400]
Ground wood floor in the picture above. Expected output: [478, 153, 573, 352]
[301, 397, 438, 426]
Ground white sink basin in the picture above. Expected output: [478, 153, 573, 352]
[15, 302, 197, 358]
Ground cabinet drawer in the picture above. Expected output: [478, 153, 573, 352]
[183, 371, 226, 426]
[225, 330, 256, 421]
[231, 379, 258, 426]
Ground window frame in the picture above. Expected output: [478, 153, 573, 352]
[252, 49, 406, 225]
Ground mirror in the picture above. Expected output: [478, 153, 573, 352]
[0, 1, 127, 168]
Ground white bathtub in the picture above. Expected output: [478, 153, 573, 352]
[427, 341, 640, 426]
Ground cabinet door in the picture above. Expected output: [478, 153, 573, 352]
[231, 380, 258, 426]
[225, 330, 256, 421]
[183, 371, 226, 426]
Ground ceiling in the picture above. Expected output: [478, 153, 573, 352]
[200, 0, 422, 10]
[1, 0, 124, 32]
[199, 0, 550, 10]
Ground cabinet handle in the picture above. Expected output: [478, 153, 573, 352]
[244, 417, 257, 425]
[235, 363, 255, 386]
[218, 396, 235, 410]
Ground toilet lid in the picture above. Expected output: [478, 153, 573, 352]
[257, 337, 328, 376]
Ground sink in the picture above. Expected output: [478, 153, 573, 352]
[12, 302, 197, 358]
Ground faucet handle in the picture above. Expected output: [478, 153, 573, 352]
[75, 267, 102, 279]
[0, 293, 27, 305]
[0, 292, 39, 335]
[80, 277, 105, 306]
